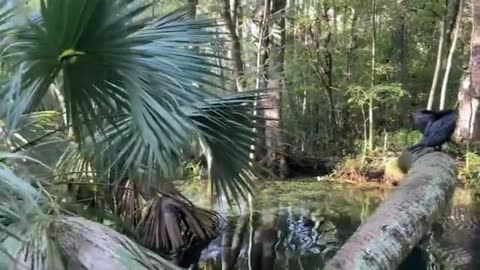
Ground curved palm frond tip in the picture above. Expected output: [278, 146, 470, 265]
[2, 0, 262, 202]
[0, 162, 182, 270]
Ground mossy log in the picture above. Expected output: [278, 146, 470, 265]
[323, 151, 457, 270]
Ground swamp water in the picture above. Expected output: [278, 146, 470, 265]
[180, 180, 480, 270]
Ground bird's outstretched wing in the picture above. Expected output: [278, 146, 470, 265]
[414, 110, 436, 134]
[421, 111, 456, 147]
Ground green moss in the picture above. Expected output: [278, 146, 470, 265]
[384, 158, 406, 182]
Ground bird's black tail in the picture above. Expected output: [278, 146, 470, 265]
[407, 143, 424, 154]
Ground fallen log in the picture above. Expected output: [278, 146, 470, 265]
[323, 150, 457, 270]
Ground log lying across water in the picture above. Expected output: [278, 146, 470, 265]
[323, 151, 457, 270]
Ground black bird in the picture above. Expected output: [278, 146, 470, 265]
[413, 109, 437, 134]
[408, 109, 456, 153]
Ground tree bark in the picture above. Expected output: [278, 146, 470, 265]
[345, 8, 358, 84]
[439, 0, 464, 110]
[427, 17, 446, 110]
[455, 70, 480, 142]
[392, 0, 408, 84]
[470, 0, 480, 98]
[323, 151, 457, 270]
[368, 0, 376, 152]
[249, 0, 270, 162]
[188, 0, 198, 18]
[454, 0, 480, 143]
[264, 0, 288, 178]
[220, 0, 246, 91]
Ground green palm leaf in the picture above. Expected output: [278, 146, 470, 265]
[0, 164, 182, 270]
[2, 0, 262, 203]
[0, 0, 14, 43]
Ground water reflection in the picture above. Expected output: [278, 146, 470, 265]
[198, 207, 343, 270]
[180, 181, 480, 270]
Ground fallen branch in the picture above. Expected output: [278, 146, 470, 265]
[323, 151, 457, 270]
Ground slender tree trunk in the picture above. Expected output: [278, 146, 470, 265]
[368, 0, 376, 152]
[392, 0, 408, 84]
[439, 0, 463, 110]
[392, 0, 409, 125]
[264, 0, 288, 178]
[220, 0, 246, 91]
[188, 0, 198, 18]
[345, 8, 358, 84]
[253, 0, 270, 91]
[322, 2, 337, 137]
[249, 0, 270, 162]
[428, 17, 446, 110]
[323, 152, 457, 270]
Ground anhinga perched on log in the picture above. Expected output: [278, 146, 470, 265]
[409, 109, 457, 153]
[413, 109, 437, 133]
[398, 109, 457, 174]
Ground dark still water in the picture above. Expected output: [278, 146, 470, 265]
[180, 180, 480, 270]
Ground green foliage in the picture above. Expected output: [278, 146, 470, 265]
[347, 83, 407, 106]
[0, 155, 184, 269]
[460, 151, 480, 186]
[1, 0, 262, 204]
[387, 129, 423, 150]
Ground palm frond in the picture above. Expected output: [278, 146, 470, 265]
[186, 91, 266, 203]
[0, 0, 15, 44]
[115, 179, 144, 226]
[137, 189, 223, 253]
[0, 110, 64, 151]
[54, 216, 182, 270]
[2, 1, 220, 140]
[4, 0, 263, 203]
[0, 165, 182, 269]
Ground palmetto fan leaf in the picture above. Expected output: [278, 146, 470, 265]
[2, 0, 262, 201]
[0, 163, 182, 270]
[0, 0, 15, 46]
[187, 92, 266, 202]
[137, 183, 223, 253]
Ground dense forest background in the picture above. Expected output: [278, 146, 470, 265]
[0, 0, 478, 269]
[156, 0, 470, 180]
[16, 0, 473, 179]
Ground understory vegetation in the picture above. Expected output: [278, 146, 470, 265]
[1, 0, 480, 269]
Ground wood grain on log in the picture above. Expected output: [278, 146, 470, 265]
[323, 152, 457, 270]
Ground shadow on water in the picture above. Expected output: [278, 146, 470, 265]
[180, 180, 480, 270]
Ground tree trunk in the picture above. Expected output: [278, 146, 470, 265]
[439, 0, 464, 110]
[427, 17, 446, 110]
[454, 0, 480, 143]
[220, 0, 246, 91]
[323, 151, 457, 270]
[392, 0, 408, 84]
[249, 0, 270, 162]
[368, 0, 376, 152]
[392, 0, 409, 125]
[345, 8, 358, 84]
[188, 0, 198, 18]
[264, 0, 288, 178]
[470, 0, 480, 98]
[455, 72, 480, 143]
[321, 2, 337, 137]
[253, 0, 270, 91]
